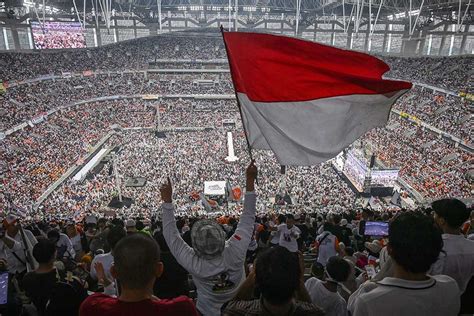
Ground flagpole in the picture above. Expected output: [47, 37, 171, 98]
[220, 25, 254, 163]
[220, 26, 259, 187]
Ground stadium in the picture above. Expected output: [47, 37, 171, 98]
[0, 0, 473, 315]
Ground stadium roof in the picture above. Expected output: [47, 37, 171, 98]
[1, 0, 472, 23]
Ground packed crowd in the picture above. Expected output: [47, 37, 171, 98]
[0, 73, 148, 130]
[392, 86, 473, 143]
[0, 165, 472, 316]
[0, 72, 235, 131]
[0, 34, 226, 82]
[383, 55, 473, 92]
[0, 100, 155, 208]
[0, 65, 470, 216]
[40, 124, 356, 221]
[364, 115, 471, 199]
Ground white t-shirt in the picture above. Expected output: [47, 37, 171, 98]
[348, 275, 460, 316]
[430, 234, 474, 293]
[57, 233, 75, 259]
[305, 277, 347, 316]
[278, 224, 301, 253]
[90, 252, 114, 282]
[70, 234, 83, 256]
[0, 229, 38, 273]
[269, 221, 280, 245]
[316, 231, 338, 266]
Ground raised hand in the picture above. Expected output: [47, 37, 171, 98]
[246, 160, 258, 192]
[94, 261, 106, 281]
[160, 177, 173, 203]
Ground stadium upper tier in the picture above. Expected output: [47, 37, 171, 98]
[0, 33, 472, 91]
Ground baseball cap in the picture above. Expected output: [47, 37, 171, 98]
[191, 219, 226, 260]
[365, 240, 382, 254]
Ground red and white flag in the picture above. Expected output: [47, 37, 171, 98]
[222, 32, 412, 165]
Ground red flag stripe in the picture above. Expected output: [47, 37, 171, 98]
[223, 32, 412, 103]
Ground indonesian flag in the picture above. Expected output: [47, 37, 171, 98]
[222, 32, 412, 165]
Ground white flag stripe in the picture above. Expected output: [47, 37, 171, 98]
[238, 91, 408, 166]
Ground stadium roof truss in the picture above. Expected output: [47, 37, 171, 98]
[0, 0, 471, 54]
[127, 0, 472, 18]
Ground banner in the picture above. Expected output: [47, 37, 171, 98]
[400, 111, 410, 119]
[31, 112, 47, 125]
[232, 187, 242, 201]
[459, 91, 474, 102]
[204, 181, 226, 195]
[83, 70, 93, 77]
[142, 94, 159, 100]
[0, 81, 6, 94]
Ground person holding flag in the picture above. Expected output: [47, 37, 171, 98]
[161, 161, 258, 316]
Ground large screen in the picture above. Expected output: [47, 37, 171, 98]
[343, 152, 367, 192]
[371, 169, 399, 188]
[31, 21, 86, 49]
[363, 221, 389, 237]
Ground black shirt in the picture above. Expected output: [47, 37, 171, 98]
[153, 251, 189, 299]
[23, 269, 61, 315]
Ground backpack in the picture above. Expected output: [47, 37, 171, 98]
[45, 272, 88, 316]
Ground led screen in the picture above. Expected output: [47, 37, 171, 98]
[343, 152, 367, 192]
[371, 169, 399, 188]
[31, 21, 86, 49]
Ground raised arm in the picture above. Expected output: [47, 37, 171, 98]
[226, 161, 258, 258]
[160, 177, 201, 274]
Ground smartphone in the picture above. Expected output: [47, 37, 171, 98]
[365, 265, 377, 280]
[363, 221, 389, 237]
[0, 272, 9, 305]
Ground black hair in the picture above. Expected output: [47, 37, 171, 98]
[323, 222, 334, 232]
[154, 232, 170, 252]
[344, 246, 355, 257]
[362, 209, 374, 218]
[277, 214, 286, 224]
[47, 229, 60, 241]
[432, 198, 469, 229]
[98, 218, 107, 225]
[326, 256, 351, 282]
[111, 218, 124, 228]
[32, 239, 57, 264]
[136, 220, 145, 231]
[113, 234, 161, 290]
[389, 212, 443, 274]
[107, 225, 126, 250]
[255, 246, 300, 306]
[332, 214, 342, 225]
[286, 214, 294, 221]
[86, 223, 97, 230]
